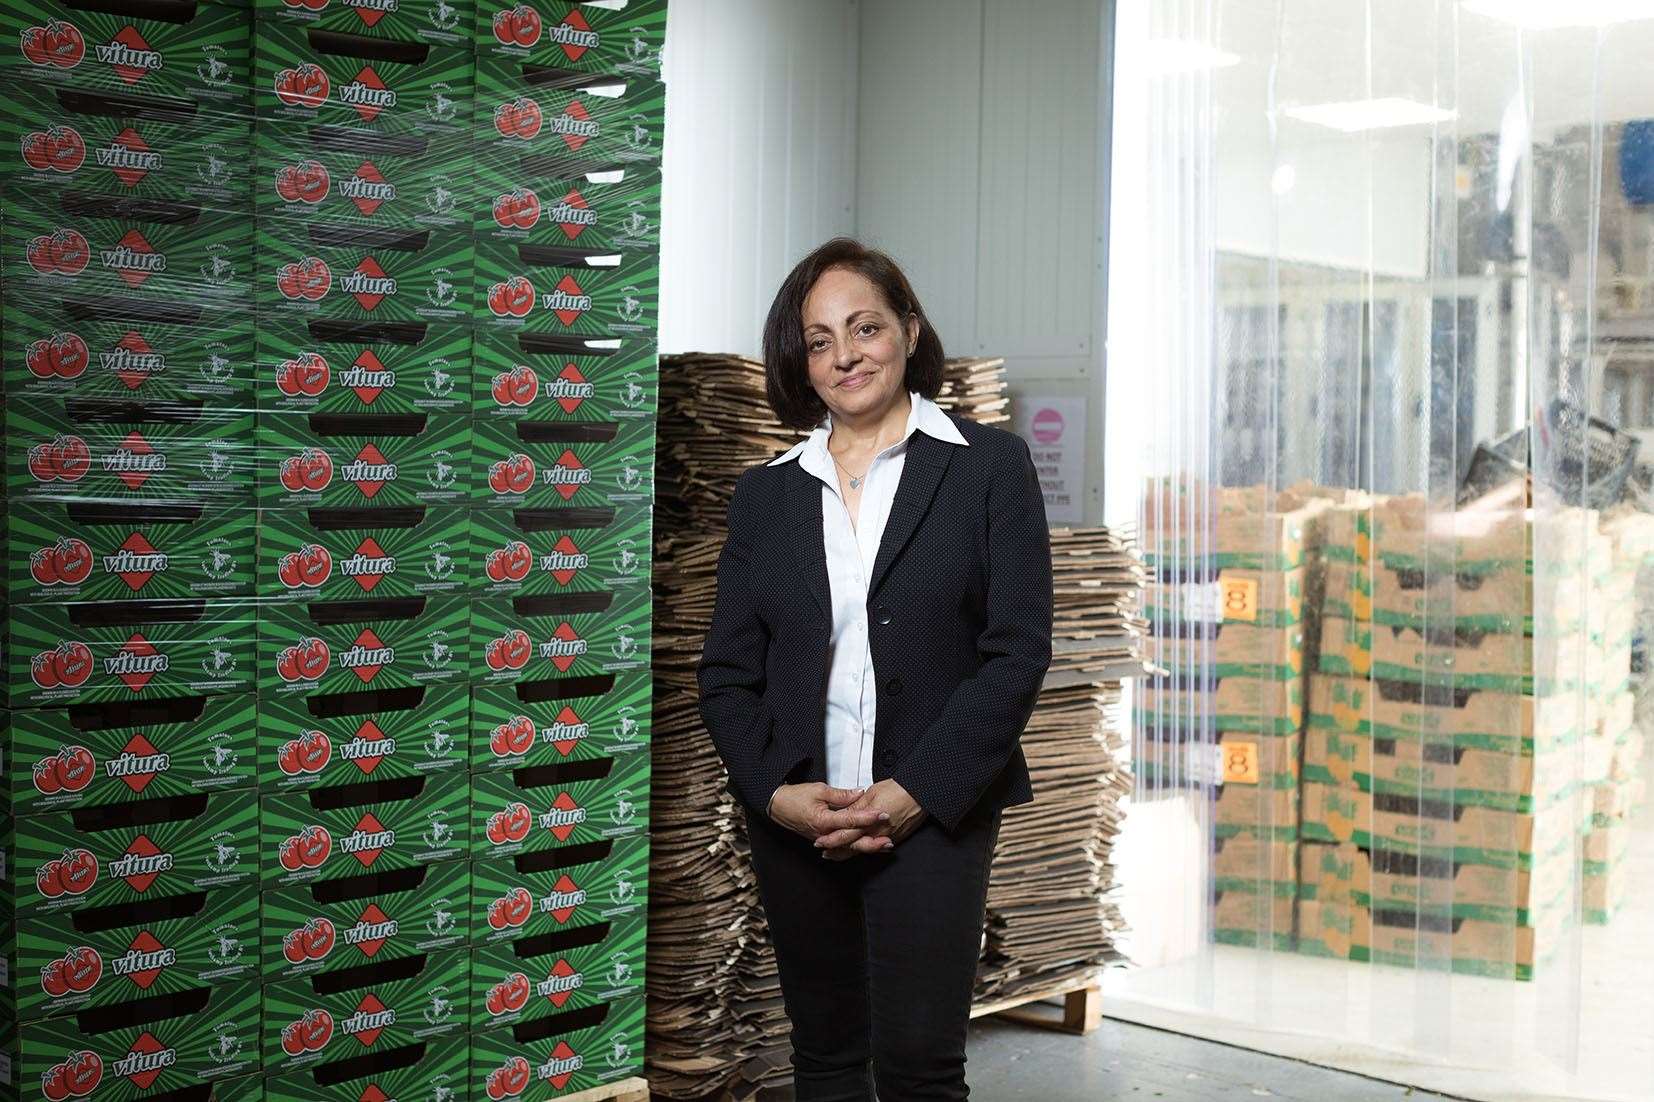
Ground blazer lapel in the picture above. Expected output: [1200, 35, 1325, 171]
[868, 430, 953, 598]
[785, 462, 833, 621]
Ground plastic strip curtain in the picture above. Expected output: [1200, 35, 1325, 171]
[1104, 1, 1654, 1098]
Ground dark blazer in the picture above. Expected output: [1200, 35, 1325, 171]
[695, 412, 1054, 835]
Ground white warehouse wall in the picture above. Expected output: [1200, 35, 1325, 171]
[658, 0, 1113, 521]
[657, 0, 862, 355]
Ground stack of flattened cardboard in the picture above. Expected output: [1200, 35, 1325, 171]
[648, 353, 1124, 1098]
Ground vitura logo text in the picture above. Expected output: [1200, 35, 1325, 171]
[113, 1045, 176, 1080]
[105, 650, 169, 676]
[539, 287, 592, 312]
[341, 457, 398, 483]
[97, 143, 161, 174]
[340, 269, 397, 299]
[103, 548, 169, 575]
[112, 944, 176, 978]
[110, 848, 173, 880]
[106, 749, 171, 779]
[101, 343, 165, 377]
[95, 40, 163, 74]
[339, 642, 395, 671]
[341, 826, 395, 855]
[103, 449, 166, 474]
[341, 174, 396, 204]
[101, 244, 166, 274]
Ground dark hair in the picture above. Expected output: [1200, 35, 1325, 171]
[761, 237, 945, 430]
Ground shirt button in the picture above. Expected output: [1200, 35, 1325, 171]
[885, 677, 902, 695]
[875, 606, 892, 625]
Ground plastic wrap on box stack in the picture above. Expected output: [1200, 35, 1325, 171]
[1135, 482, 1341, 950]
[2, 1, 667, 1098]
[0, 0, 265, 1093]
[1299, 493, 1624, 978]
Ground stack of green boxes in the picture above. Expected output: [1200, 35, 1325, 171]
[1, 0, 265, 1091]
[1137, 482, 1328, 949]
[251, 0, 479, 1095]
[5, 0, 665, 1096]
[1300, 497, 1607, 978]
[464, 0, 662, 1093]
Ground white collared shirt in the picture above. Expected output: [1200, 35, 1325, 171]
[766, 390, 969, 790]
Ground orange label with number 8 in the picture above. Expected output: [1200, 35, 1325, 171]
[1220, 578, 1258, 622]
[1223, 740, 1260, 785]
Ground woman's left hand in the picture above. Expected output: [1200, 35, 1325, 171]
[815, 779, 927, 860]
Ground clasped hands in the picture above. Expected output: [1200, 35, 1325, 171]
[768, 779, 927, 860]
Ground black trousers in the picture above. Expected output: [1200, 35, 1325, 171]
[744, 802, 1003, 1101]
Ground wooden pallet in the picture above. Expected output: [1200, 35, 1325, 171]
[969, 980, 1102, 1035]
[552, 1077, 649, 1102]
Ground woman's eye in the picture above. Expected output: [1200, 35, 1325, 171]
[859, 324, 878, 336]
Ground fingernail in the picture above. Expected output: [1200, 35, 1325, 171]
[813, 839, 823, 847]
[883, 842, 895, 851]
[878, 812, 890, 821]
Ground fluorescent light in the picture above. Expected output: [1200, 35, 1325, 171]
[1462, 0, 1654, 29]
[1142, 39, 1240, 75]
[1283, 97, 1457, 133]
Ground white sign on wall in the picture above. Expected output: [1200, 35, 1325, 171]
[1014, 395, 1088, 524]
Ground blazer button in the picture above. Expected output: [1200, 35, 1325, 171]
[875, 605, 892, 625]
[880, 748, 897, 766]
[885, 677, 902, 695]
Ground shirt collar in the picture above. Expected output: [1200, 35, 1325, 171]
[766, 390, 967, 468]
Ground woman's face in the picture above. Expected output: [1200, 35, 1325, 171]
[801, 266, 918, 425]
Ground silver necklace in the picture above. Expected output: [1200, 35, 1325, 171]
[831, 453, 868, 489]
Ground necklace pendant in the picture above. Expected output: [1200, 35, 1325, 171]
[849, 475, 863, 489]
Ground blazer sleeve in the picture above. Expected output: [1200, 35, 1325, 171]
[696, 469, 813, 817]
[890, 435, 1053, 833]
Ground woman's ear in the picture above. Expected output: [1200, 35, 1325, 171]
[906, 313, 920, 358]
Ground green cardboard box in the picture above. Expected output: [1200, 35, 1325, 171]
[5, 980, 261, 1102]
[7, 885, 258, 1023]
[255, 126, 472, 230]
[471, 416, 654, 508]
[469, 592, 650, 687]
[476, 0, 665, 75]
[14, 788, 258, 920]
[0, 296, 254, 406]
[475, 243, 657, 336]
[473, 334, 655, 422]
[258, 507, 472, 601]
[8, 502, 255, 603]
[252, 19, 473, 136]
[8, 598, 258, 708]
[474, 164, 659, 254]
[469, 991, 644, 1098]
[470, 913, 645, 1031]
[471, 748, 650, 857]
[257, 0, 471, 45]
[470, 673, 650, 774]
[263, 1031, 468, 1102]
[259, 771, 470, 888]
[255, 413, 472, 508]
[469, 833, 647, 946]
[255, 219, 473, 324]
[0, 83, 251, 203]
[258, 595, 471, 697]
[259, 685, 470, 789]
[261, 859, 469, 981]
[5, 397, 256, 506]
[4, 188, 253, 303]
[469, 502, 649, 598]
[474, 63, 661, 169]
[1, 0, 252, 107]
[6, 693, 256, 817]
[262, 947, 468, 1072]
[256, 318, 473, 415]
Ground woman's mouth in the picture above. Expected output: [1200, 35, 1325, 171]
[839, 372, 874, 390]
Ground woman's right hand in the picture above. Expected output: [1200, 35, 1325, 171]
[768, 782, 889, 843]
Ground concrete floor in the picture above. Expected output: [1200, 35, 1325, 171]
[962, 1015, 1457, 1101]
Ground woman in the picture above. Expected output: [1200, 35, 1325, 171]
[696, 237, 1054, 1100]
